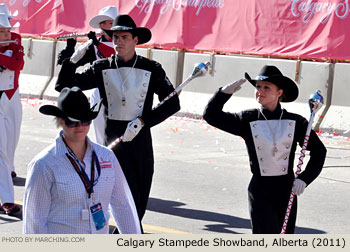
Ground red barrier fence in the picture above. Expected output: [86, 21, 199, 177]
[5, 0, 350, 60]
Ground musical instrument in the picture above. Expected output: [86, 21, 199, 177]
[57, 32, 104, 40]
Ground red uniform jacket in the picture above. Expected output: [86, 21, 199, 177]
[96, 41, 115, 58]
[0, 32, 24, 99]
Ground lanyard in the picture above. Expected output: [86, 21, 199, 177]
[62, 137, 101, 198]
[66, 152, 101, 198]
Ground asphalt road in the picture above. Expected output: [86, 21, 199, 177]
[1, 98, 350, 234]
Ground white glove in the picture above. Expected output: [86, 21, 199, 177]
[292, 179, 307, 196]
[221, 78, 246, 94]
[70, 39, 93, 64]
[122, 118, 144, 142]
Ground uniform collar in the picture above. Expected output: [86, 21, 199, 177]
[115, 53, 137, 67]
[259, 103, 283, 119]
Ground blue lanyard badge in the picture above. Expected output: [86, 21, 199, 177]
[90, 203, 107, 231]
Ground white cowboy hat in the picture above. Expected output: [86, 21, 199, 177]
[0, 13, 13, 29]
[89, 6, 118, 29]
[0, 4, 18, 18]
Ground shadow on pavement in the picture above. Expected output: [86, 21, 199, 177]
[147, 198, 326, 234]
[0, 214, 22, 222]
[295, 226, 326, 234]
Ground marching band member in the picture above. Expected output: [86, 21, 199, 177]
[57, 6, 118, 144]
[0, 13, 24, 217]
[56, 14, 180, 232]
[0, 3, 22, 178]
[203, 65, 326, 233]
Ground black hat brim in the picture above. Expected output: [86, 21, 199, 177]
[39, 99, 103, 122]
[245, 72, 299, 102]
[103, 27, 152, 45]
[39, 105, 66, 118]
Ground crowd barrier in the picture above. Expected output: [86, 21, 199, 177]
[17, 39, 349, 135]
[19, 39, 56, 98]
[321, 63, 350, 135]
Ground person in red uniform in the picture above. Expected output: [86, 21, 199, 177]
[57, 6, 118, 145]
[0, 12, 24, 217]
[0, 3, 22, 179]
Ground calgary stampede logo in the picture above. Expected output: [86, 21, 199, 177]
[135, 0, 225, 15]
[291, 0, 350, 23]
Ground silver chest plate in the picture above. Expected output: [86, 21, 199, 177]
[250, 119, 295, 176]
[102, 68, 151, 120]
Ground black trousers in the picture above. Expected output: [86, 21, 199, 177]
[248, 175, 297, 234]
[111, 130, 154, 233]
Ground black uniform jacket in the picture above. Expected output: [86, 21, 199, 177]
[203, 89, 327, 185]
[56, 54, 180, 145]
[57, 36, 111, 66]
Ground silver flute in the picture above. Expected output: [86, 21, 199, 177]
[0, 39, 18, 44]
[57, 32, 104, 40]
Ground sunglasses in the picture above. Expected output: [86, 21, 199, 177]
[64, 119, 92, 128]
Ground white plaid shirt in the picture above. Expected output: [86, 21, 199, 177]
[23, 131, 141, 234]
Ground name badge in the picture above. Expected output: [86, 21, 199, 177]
[90, 203, 106, 231]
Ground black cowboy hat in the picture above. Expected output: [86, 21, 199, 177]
[245, 65, 299, 102]
[102, 14, 152, 45]
[39, 87, 102, 122]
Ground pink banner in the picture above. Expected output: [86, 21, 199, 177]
[4, 0, 350, 60]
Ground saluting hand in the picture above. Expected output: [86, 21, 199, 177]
[221, 78, 246, 94]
